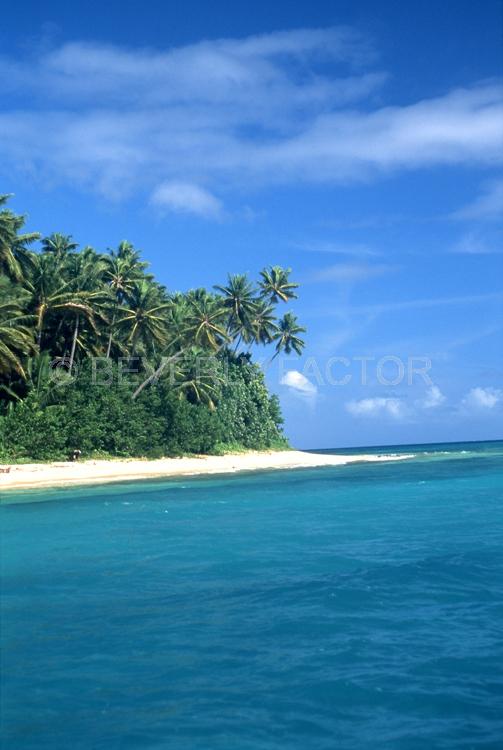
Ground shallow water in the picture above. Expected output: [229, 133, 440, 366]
[1, 441, 503, 749]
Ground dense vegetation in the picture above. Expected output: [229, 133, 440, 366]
[0, 195, 306, 460]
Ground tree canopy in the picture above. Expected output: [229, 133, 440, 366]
[0, 195, 306, 460]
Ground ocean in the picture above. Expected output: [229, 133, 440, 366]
[1, 441, 503, 749]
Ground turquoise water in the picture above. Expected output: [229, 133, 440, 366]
[1, 441, 503, 749]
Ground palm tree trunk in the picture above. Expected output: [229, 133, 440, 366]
[132, 351, 184, 400]
[233, 333, 242, 355]
[36, 306, 46, 347]
[54, 318, 64, 343]
[69, 315, 79, 371]
[267, 348, 281, 366]
[106, 310, 116, 358]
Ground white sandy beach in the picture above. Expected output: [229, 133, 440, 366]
[0, 450, 412, 492]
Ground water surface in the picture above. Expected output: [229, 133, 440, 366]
[2, 441, 503, 749]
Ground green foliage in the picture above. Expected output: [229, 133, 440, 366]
[0, 357, 288, 461]
[216, 360, 288, 449]
[0, 395, 68, 460]
[0, 195, 306, 460]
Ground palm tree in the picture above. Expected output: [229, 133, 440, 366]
[41, 233, 78, 263]
[214, 273, 258, 350]
[0, 195, 40, 281]
[23, 351, 73, 406]
[164, 293, 191, 352]
[184, 291, 230, 352]
[272, 313, 306, 359]
[66, 247, 109, 368]
[259, 266, 298, 304]
[116, 279, 170, 357]
[26, 253, 97, 353]
[0, 300, 36, 379]
[103, 241, 149, 357]
[251, 299, 278, 345]
[115, 240, 149, 268]
[173, 347, 224, 409]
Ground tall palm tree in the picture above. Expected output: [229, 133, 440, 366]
[259, 266, 298, 304]
[116, 279, 170, 357]
[214, 273, 258, 349]
[0, 195, 40, 281]
[23, 351, 73, 406]
[184, 291, 230, 352]
[164, 293, 191, 352]
[26, 253, 97, 352]
[0, 299, 36, 379]
[272, 313, 306, 359]
[103, 241, 149, 357]
[251, 299, 278, 345]
[41, 233, 79, 263]
[66, 247, 109, 368]
[114, 240, 149, 268]
[173, 347, 224, 410]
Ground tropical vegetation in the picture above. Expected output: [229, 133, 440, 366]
[0, 195, 306, 460]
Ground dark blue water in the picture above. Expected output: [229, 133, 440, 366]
[1, 441, 503, 749]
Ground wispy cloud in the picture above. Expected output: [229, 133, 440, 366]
[346, 397, 407, 419]
[450, 231, 501, 254]
[308, 262, 396, 283]
[1, 29, 502, 210]
[280, 370, 317, 399]
[462, 386, 502, 410]
[150, 181, 224, 219]
[346, 384, 503, 423]
[307, 292, 503, 323]
[347, 384, 447, 420]
[296, 240, 380, 257]
[335, 291, 503, 317]
[419, 385, 446, 409]
[452, 179, 503, 220]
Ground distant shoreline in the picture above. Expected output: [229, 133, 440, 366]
[0, 450, 413, 493]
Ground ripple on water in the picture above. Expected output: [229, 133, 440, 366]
[1, 441, 503, 749]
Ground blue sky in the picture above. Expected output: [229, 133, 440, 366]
[1, 0, 502, 448]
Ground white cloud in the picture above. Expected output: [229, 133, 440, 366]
[0, 30, 501, 205]
[280, 370, 317, 397]
[346, 386, 446, 422]
[462, 386, 502, 410]
[0, 29, 379, 107]
[318, 291, 503, 317]
[346, 397, 406, 419]
[450, 231, 500, 254]
[452, 179, 503, 220]
[151, 181, 223, 219]
[263, 84, 503, 179]
[420, 385, 446, 409]
[296, 241, 380, 257]
[308, 263, 395, 283]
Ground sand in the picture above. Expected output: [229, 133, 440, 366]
[0, 450, 413, 493]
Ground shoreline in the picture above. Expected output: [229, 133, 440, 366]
[0, 450, 413, 493]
